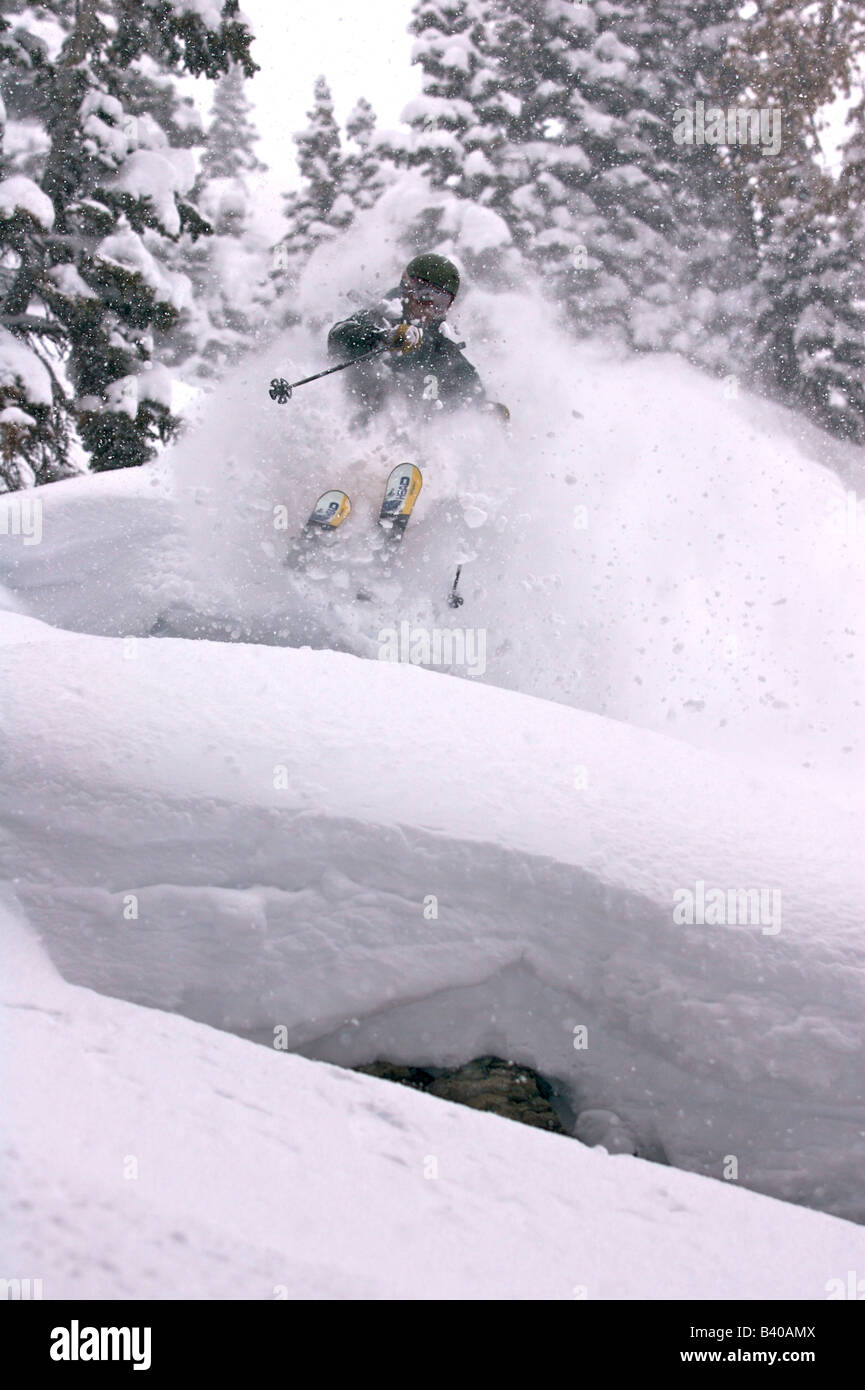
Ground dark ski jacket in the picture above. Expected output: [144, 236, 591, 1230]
[327, 287, 485, 418]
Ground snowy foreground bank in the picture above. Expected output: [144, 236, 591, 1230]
[2, 286, 863, 1296]
[1, 613, 863, 1238]
[4, 898, 865, 1300]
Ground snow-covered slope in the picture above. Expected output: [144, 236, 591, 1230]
[1, 283, 862, 775]
[5, 895, 864, 1300]
[2, 196, 863, 1293]
[1, 614, 862, 1223]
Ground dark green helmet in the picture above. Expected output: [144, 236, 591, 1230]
[404, 253, 460, 298]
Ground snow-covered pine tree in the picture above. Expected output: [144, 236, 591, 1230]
[1, 8, 75, 487]
[273, 77, 349, 305]
[170, 61, 273, 378]
[835, 36, 865, 432]
[200, 60, 266, 185]
[839, 91, 865, 209]
[396, 0, 493, 187]
[342, 98, 391, 213]
[835, 88, 865, 441]
[394, 0, 752, 354]
[594, 0, 757, 367]
[272, 81, 394, 317]
[752, 142, 865, 441]
[490, 0, 643, 332]
[784, 184, 864, 441]
[509, 0, 754, 355]
[369, 0, 545, 278]
[293, 77, 346, 225]
[450, 0, 549, 218]
[0, 0, 255, 485]
[728, 0, 865, 439]
[379, 0, 621, 313]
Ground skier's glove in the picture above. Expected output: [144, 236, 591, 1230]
[484, 400, 511, 424]
[387, 322, 424, 355]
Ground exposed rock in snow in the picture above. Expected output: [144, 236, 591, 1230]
[428, 1056, 565, 1133]
[356, 1055, 566, 1133]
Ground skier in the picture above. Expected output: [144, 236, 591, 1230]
[327, 253, 509, 424]
[271, 254, 504, 600]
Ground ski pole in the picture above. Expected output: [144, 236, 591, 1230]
[448, 565, 464, 609]
[268, 344, 389, 403]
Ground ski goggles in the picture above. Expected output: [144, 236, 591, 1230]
[401, 276, 454, 315]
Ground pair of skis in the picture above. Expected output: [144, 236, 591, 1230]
[301, 462, 464, 607]
[306, 463, 422, 544]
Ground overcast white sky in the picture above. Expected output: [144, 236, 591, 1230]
[207, 0, 419, 237]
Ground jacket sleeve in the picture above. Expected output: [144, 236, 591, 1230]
[327, 310, 387, 360]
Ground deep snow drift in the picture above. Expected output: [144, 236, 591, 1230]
[1, 611, 863, 1222]
[5, 894, 865, 1300]
[2, 194, 864, 1294]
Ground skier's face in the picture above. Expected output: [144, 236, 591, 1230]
[402, 276, 454, 327]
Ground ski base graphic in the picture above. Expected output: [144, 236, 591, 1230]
[284, 489, 350, 569]
[378, 463, 422, 543]
[306, 489, 351, 531]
